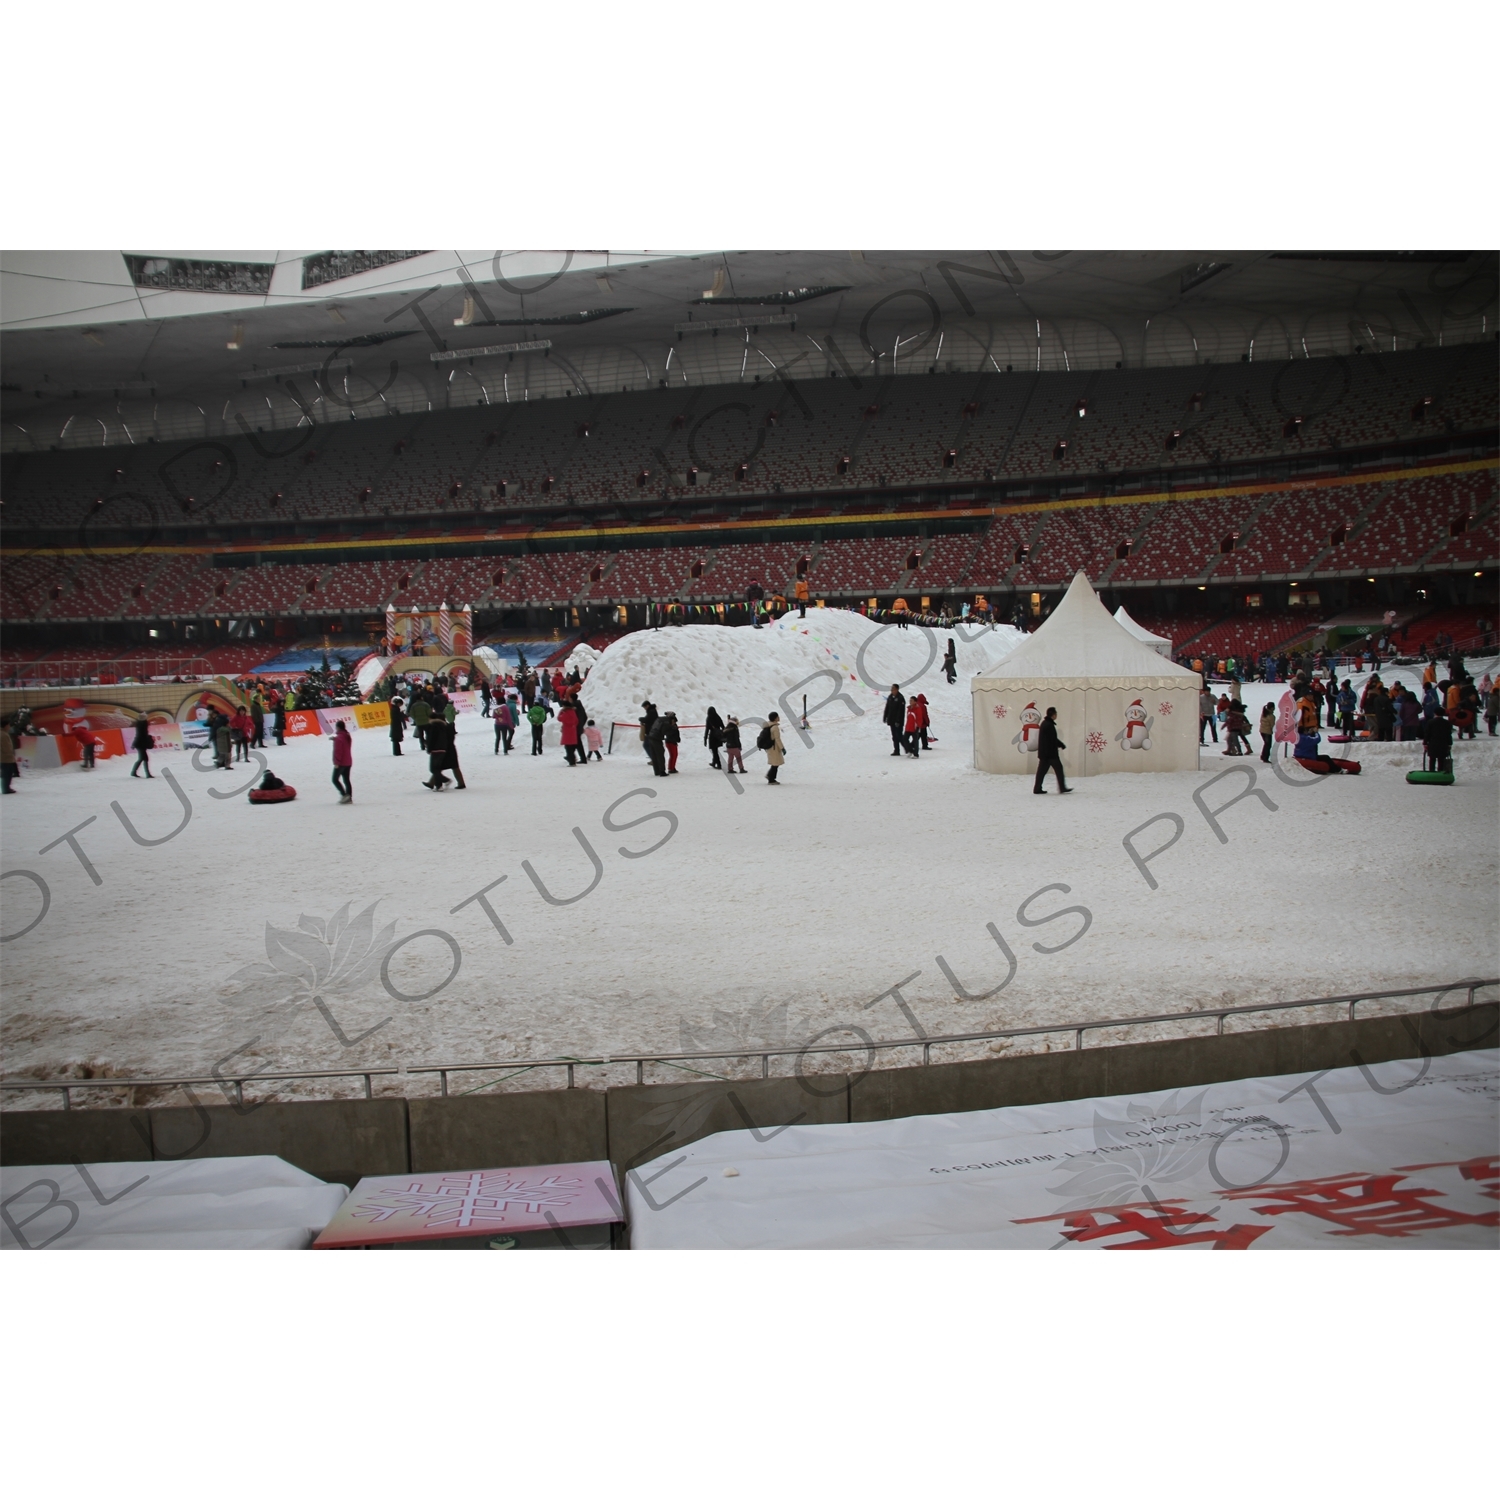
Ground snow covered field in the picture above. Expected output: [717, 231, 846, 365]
[2, 609, 1496, 1101]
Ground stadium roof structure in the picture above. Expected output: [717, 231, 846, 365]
[2, 249, 1494, 449]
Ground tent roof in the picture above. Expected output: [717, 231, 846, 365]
[1113, 604, 1171, 647]
[979, 572, 1198, 681]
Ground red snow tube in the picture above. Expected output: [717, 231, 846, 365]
[248, 785, 297, 803]
[1450, 707, 1475, 730]
[1294, 757, 1362, 775]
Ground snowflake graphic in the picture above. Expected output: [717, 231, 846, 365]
[352, 1171, 585, 1228]
[1158, 701, 1174, 715]
[1086, 730, 1107, 753]
[993, 704, 1008, 719]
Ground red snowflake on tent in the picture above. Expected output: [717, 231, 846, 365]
[1086, 730, 1107, 753]
[1158, 701, 1174, 715]
[993, 704, 1008, 719]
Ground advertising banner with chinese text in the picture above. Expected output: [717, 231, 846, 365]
[628, 1050, 1499, 1249]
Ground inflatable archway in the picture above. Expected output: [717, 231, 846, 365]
[378, 654, 490, 684]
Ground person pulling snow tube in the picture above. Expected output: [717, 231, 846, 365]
[248, 770, 296, 803]
[1405, 769, 1455, 786]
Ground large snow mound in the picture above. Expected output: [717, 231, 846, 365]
[579, 610, 1024, 728]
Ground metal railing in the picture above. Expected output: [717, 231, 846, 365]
[0, 1065, 400, 1112]
[5, 979, 1490, 1111]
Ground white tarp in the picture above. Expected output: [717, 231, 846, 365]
[972, 571, 1201, 775]
[1114, 604, 1172, 656]
[626, 1050, 1500, 1249]
[0, 1155, 348, 1250]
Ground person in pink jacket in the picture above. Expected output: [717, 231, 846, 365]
[331, 720, 354, 802]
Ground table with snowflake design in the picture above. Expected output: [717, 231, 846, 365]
[312, 1162, 622, 1247]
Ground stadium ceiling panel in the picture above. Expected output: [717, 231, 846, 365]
[2, 250, 1493, 450]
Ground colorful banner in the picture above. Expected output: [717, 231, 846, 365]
[313, 704, 391, 733]
[350, 701, 391, 731]
[283, 709, 323, 737]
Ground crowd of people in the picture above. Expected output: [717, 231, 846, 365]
[1184, 633, 1495, 687]
[639, 585, 1014, 633]
[635, 700, 786, 783]
[1194, 653, 1496, 777]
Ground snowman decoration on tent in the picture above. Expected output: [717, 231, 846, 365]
[1012, 702, 1044, 757]
[1114, 698, 1154, 752]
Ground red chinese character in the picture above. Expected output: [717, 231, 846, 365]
[1397, 1155, 1500, 1200]
[1016, 1200, 1271, 1249]
[1218, 1169, 1500, 1238]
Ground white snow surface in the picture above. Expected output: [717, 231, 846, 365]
[1, 609, 1496, 1099]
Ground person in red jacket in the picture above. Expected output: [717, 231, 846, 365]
[70, 722, 99, 770]
[232, 707, 254, 763]
[331, 720, 354, 802]
[903, 700, 922, 757]
[912, 693, 932, 750]
[559, 700, 583, 765]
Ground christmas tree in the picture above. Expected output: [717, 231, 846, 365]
[295, 662, 330, 709]
[329, 657, 360, 704]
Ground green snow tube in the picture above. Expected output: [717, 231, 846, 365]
[1405, 769, 1455, 786]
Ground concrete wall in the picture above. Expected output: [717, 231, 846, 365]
[605, 1075, 848, 1175]
[147, 1099, 409, 1187]
[408, 1091, 606, 1174]
[0, 1106, 153, 1166]
[4, 1004, 1493, 1189]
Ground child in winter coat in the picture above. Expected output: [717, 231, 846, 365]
[903, 700, 922, 757]
[527, 700, 551, 755]
[585, 719, 604, 760]
[723, 716, 745, 773]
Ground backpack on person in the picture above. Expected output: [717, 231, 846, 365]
[755, 725, 774, 751]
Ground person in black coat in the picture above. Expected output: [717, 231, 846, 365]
[131, 715, 155, 778]
[943, 639, 957, 684]
[704, 706, 725, 769]
[389, 694, 407, 756]
[645, 713, 669, 777]
[272, 697, 286, 746]
[1033, 707, 1071, 794]
[883, 685, 906, 757]
[424, 717, 465, 789]
[1421, 712, 1453, 774]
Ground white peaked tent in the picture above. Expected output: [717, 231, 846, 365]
[972, 571, 1201, 776]
[1114, 604, 1172, 656]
